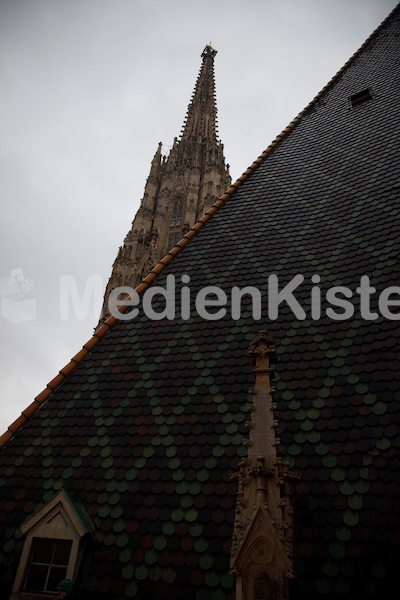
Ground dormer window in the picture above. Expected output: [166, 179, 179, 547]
[11, 489, 93, 600]
[349, 88, 373, 108]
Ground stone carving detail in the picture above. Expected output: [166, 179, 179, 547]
[230, 332, 300, 600]
[248, 330, 277, 390]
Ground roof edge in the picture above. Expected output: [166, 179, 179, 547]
[1, 4, 397, 450]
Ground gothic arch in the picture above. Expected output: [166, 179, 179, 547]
[231, 507, 290, 600]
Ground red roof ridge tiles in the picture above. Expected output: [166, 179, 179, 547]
[0, 4, 397, 450]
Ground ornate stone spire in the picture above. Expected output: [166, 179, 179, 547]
[179, 44, 219, 144]
[100, 46, 230, 321]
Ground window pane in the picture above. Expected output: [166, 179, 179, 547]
[25, 564, 48, 591]
[31, 538, 54, 564]
[24, 539, 72, 593]
[53, 540, 72, 566]
[47, 566, 68, 591]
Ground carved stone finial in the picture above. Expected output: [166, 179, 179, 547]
[248, 330, 277, 389]
[201, 44, 217, 59]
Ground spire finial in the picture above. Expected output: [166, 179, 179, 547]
[179, 45, 218, 144]
[248, 330, 277, 389]
[201, 44, 217, 59]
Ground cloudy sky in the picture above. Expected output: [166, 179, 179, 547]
[0, 0, 397, 435]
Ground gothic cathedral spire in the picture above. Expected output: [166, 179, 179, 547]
[179, 44, 218, 144]
[100, 44, 231, 319]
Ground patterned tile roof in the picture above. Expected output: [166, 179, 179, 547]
[1, 5, 400, 600]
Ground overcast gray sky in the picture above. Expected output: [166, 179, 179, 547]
[0, 0, 398, 435]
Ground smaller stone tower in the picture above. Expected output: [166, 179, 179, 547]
[101, 44, 231, 319]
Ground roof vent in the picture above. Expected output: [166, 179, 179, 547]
[349, 88, 373, 108]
